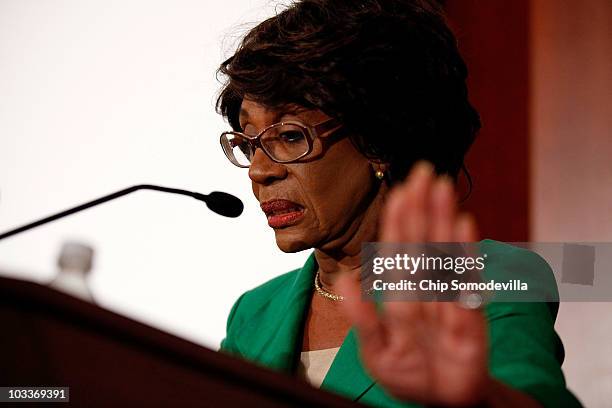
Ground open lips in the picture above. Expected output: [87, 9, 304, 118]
[260, 199, 305, 228]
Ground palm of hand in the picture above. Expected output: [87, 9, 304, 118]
[339, 162, 490, 406]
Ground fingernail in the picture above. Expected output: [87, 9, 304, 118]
[438, 174, 454, 184]
[432, 177, 452, 203]
[413, 160, 434, 175]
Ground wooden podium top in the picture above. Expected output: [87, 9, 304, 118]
[0, 276, 359, 407]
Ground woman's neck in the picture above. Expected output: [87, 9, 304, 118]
[314, 184, 387, 292]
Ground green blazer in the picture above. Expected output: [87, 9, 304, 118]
[220, 240, 582, 407]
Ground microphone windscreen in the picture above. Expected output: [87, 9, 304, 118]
[205, 191, 244, 218]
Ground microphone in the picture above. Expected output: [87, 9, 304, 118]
[0, 184, 243, 241]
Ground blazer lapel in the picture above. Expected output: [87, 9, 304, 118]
[233, 253, 378, 401]
[235, 253, 316, 373]
[320, 328, 376, 401]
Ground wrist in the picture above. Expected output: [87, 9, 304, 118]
[479, 377, 542, 408]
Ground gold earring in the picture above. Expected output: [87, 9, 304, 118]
[375, 168, 385, 180]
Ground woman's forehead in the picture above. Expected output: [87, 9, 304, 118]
[239, 99, 312, 121]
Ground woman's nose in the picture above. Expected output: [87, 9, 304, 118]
[248, 148, 287, 185]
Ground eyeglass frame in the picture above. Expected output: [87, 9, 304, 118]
[219, 117, 342, 168]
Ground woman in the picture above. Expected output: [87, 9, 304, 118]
[216, 1, 581, 407]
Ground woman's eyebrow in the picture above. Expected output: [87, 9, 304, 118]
[278, 105, 307, 116]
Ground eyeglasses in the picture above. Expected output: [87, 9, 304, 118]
[220, 118, 341, 168]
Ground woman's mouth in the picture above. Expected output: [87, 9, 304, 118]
[260, 199, 305, 228]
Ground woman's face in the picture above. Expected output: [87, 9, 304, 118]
[240, 99, 385, 253]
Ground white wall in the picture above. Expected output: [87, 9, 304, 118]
[0, 0, 308, 349]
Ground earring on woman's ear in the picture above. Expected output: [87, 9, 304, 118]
[375, 166, 385, 180]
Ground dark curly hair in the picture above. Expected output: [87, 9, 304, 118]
[216, 0, 480, 184]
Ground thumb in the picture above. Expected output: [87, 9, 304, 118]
[337, 275, 386, 351]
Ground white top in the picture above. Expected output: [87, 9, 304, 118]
[297, 347, 341, 388]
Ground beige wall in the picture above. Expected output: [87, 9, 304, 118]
[531, 1, 612, 407]
[531, 0, 612, 241]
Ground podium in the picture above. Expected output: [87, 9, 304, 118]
[0, 276, 358, 407]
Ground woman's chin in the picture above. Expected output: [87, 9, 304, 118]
[273, 231, 312, 253]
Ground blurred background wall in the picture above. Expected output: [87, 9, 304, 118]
[446, 1, 612, 407]
[446, 0, 530, 242]
[0, 1, 610, 406]
[530, 1, 612, 407]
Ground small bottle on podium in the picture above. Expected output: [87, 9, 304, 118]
[50, 241, 96, 303]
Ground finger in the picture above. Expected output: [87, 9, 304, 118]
[430, 176, 456, 242]
[381, 161, 434, 242]
[337, 275, 386, 352]
[454, 213, 479, 243]
[443, 216, 483, 347]
[398, 161, 435, 243]
[380, 183, 408, 242]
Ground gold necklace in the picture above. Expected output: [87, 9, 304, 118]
[314, 270, 345, 302]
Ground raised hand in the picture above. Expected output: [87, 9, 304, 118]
[338, 162, 540, 407]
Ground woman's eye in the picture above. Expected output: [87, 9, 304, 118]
[280, 131, 305, 143]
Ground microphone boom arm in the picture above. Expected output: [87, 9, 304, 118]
[0, 184, 241, 241]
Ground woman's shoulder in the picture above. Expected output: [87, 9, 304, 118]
[237, 267, 303, 310]
[476, 241, 582, 406]
[220, 256, 314, 355]
[238, 252, 315, 302]
[224, 254, 315, 330]
[479, 238, 560, 306]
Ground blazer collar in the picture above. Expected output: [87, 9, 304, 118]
[236, 252, 376, 401]
[235, 252, 315, 372]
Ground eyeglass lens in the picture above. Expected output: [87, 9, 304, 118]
[223, 123, 309, 166]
